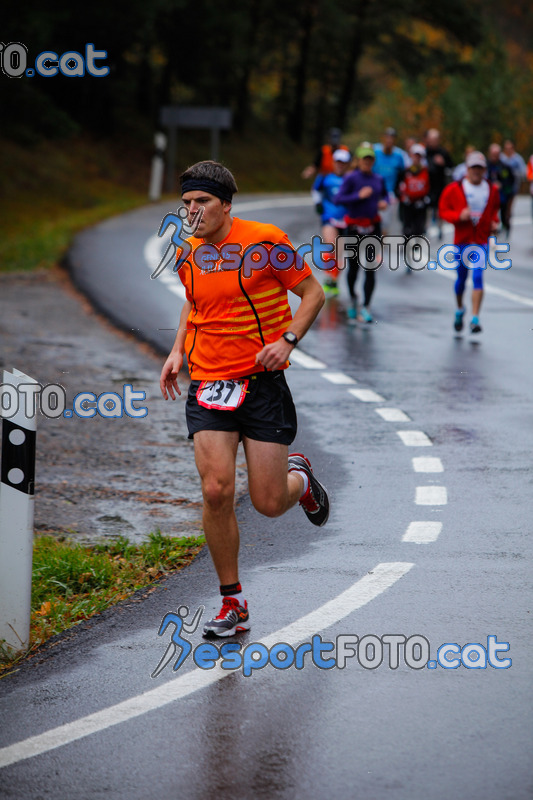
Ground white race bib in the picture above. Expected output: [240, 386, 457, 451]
[196, 379, 249, 411]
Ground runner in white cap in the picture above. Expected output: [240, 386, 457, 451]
[439, 151, 500, 334]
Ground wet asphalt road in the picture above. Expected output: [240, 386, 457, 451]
[1, 196, 532, 799]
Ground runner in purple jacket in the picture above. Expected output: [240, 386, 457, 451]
[335, 144, 388, 322]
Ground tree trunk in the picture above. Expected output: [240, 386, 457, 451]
[234, 2, 263, 132]
[336, 4, 368, 130]
[287, 0, 318, 142]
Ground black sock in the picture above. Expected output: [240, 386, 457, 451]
[220, 582, 244, 605]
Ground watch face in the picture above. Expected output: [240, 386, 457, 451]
[284, 332, 297, 344]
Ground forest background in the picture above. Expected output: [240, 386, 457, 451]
[1, 0, 532, 272]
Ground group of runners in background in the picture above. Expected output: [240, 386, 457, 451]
[305, 126, 530, 333]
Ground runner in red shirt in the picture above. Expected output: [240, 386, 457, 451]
[397, 146, 430, 234]
[439, 151, 500, 334]
[396, 144, 431, 274]
[160, 161, 329, 637]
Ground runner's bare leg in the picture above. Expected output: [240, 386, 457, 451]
[472, 288, 483, 317]
[194, 430, 240, 586]
[244, 438, 303, 517]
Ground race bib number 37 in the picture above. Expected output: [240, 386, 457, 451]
[196, 379, 249, 411]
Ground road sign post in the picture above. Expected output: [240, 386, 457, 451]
[0, 368, 38, 654]
[160, 106, 232, 192]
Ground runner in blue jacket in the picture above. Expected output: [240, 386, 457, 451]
[312, 149, 352, 294]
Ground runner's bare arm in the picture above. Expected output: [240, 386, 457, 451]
[160, 300, 192, 399]
[255, 275, 325, 371]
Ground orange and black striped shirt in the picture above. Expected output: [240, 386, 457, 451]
[178, 217, 311, 379]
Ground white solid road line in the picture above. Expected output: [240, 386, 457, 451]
[165, 283, 186, 297]
[397, 430, 432, 447]
[402, 522, 443, 543]
[0, 562, 413, 770]
[482, 283, 533, 308]
[233, 197, 314, 213]
[375, 408, 411, 422]
[289, 349, 327, 369]
[415, 486, 448, 505]
[412, 457, 443, 473]
[321, 371, 357, 385]
[348, 388, 386, 403]
[158, 270, 185, 289]
[435, 268, 533, 308]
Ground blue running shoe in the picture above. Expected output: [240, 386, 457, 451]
[470, 316, 482, 334]
[361, 307, 373, 323]
[454, 308, 465, 331]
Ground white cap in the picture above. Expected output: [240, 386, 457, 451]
[410, 144, 426, 156]
[333, 149, 351, 163]
[466, 151, 487, 168]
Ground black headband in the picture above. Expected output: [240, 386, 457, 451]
[180, 177, 234, 204]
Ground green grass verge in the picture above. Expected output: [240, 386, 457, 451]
[0, 136, 149, 273]
[0, 531, 205, 675]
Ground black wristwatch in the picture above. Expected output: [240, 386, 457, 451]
[282, 331, 298, 346]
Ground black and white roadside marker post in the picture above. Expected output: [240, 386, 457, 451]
[148, 132, 167, 202]
[0, 368, 38, 654]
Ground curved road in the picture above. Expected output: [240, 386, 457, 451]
[1, 195, 532, 799]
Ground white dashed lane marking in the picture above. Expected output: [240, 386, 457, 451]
[348, 388, 386, 403]
[375, 408, 411, 422]
[402, 522, 443, 543]
[290, 349, 327, 369]
[412, 457, 443, 473]
[397, 430, 432, 447]
[415, 486, 447, 505]
[321, 371, 357, 385]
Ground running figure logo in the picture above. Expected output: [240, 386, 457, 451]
[151, 605, 204, 678]
[151, 206, 204, 279]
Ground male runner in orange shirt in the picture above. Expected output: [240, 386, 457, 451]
[160, 161, 328, 637]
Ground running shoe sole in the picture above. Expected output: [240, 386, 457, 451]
[288, 452, 330, 527]
[203, 620, 251, 638]
[203, 614, 250, 638]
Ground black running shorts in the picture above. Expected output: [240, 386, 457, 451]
[185, 371, 297, 444]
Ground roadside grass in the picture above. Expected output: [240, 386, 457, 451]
[0, 530, 205, 676]
[0, 130, 311, 273]
[0, 137, 148, 273]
